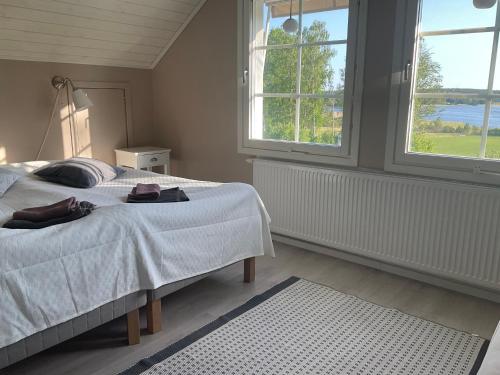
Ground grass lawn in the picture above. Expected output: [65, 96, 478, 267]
[421, 133, 500, 158]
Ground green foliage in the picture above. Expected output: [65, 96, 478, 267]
[411, 132, 435, 153]
[413, 40, 443, 130]
[415, 134, 500, 160]
[262, 21, 341, 144]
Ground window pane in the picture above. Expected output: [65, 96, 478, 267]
[254, 0, 298, 46]
[486, 99, 500, 159]
[417, 34, 493, 92]
[255, 48, 298, 94]
[409, 96, 486, 158]
[493, 50, 500, 90]
[257, 97, 296, 141]
[300, 44, 346, 94]
[420, 0, 497, 32]
[302, 0, 349, 42]
[299, 98, 342, 145]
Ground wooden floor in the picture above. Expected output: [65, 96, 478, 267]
[3, 241, 500, 375]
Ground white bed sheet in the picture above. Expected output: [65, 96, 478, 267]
[0, 163, 274, 349]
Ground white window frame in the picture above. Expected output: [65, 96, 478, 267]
[237, 0, 367, 166]
[385, 0, 500, 185]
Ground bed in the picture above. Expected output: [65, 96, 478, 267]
[0, 161, 274, 368]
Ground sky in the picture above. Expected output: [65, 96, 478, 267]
[265, 0, 498, 90]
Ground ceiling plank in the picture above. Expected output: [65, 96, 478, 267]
[0, 17, 170, 47]
[0, 29, 162, 55]
[0, 5, 177, 38]
[0, 50, 150, 69]
[0, 0, 184, 31]
[0, 39, 156, 63]
[54, 0, 194, 20]
[0, 0, 206, 69]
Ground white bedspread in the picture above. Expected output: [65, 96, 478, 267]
[0, 162, 274, 349]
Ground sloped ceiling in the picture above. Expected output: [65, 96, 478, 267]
[0, 0, 206, 69]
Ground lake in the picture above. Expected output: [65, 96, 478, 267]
[424, 104, 500, 128]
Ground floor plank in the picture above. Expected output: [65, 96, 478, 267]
[3, 241, 500, 375]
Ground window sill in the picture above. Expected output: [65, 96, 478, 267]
[384, 159, 500, 187]
[238, 144, 359, 167]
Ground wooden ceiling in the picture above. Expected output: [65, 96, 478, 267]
[0, 0, 206, 69]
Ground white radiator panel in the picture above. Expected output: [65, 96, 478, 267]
[253, 159, 500, 291]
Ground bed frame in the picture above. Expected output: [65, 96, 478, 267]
[0, 291, 147, 369]
[0, 257, 255, 370]
[145, 257, 255, 334]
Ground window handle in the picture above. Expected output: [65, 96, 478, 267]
[403, 60, 412, 81]
[242, 68, 249, 85]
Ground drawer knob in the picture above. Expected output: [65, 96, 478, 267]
[150, 157, 158, 162]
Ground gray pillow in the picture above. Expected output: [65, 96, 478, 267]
[34, 157, 125, 188]
[0, 169, 20, 197]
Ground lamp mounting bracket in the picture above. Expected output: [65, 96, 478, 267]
[51, 76, 77, 90]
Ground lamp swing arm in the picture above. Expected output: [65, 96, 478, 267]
[36, 76, 93, 160]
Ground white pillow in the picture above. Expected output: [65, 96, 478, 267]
[0, 169, 20, 197]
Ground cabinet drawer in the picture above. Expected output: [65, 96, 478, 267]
[137, 152, 169, 168]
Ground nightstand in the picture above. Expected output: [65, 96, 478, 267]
[115, 147, 171, 175]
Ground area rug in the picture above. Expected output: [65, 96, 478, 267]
[121, 277, 489, 375]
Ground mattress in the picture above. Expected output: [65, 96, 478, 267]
[0, 162, 274, 349]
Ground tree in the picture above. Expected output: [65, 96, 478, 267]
[411, 40, 443, 153]
[413, 40, 443, 124]
[262, 21, 338, 143]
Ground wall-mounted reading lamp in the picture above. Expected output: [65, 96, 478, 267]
[36, 76, 93, 160]
[51, 76, 93, 112]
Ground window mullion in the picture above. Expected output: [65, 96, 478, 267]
[480, 3, 500, 158]
[294, 0, 303, 143]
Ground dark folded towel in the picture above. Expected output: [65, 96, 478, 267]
[127, 187, 189, 204]
[12, 197, 78, 222]
[128, 183, 161, 201]
[3, 201, 96, 229]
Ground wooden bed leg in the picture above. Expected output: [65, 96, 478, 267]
[127, 309, 140, 345]
[244, 257, 255, 283]
[147, 299, 162, 334]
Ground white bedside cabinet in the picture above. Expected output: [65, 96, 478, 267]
[115, 147, 171, 175]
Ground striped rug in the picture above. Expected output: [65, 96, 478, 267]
[122, 277, 489, 375]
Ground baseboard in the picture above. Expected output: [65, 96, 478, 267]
[273, 233, 500, 304]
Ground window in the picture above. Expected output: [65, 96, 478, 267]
[238, 0, 367, 166]
[386, 0, 500, 184]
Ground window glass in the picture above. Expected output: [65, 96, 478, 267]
[300, 44, 346, 94]
[261, 48, 298, 93]
[299, 98, 342, 145]
[417, 34, 492, 92]
[420, 0, 497, 32]
[262, 97, 296, 142]
[486, 99, 500, 159]
[254, 0, 299, 46]
[410, 96, 486, 158]
[251, 0, 349, 147]
[407, 0, 499, 162]
[302, 5, 349, 41]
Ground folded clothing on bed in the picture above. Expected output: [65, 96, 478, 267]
[128, 183, 161, 201]
[127, 187, 189, 203]
[12, 197, 78, 222]
[3, 200, 95, 229]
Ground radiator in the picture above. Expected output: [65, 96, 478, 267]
[253, 159, 500, 291]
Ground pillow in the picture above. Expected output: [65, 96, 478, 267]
[34, 157, 125, 188]
[0, 169, 20, 197]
